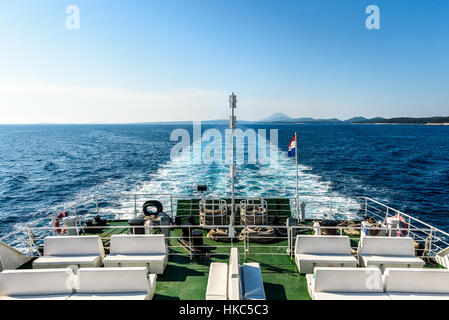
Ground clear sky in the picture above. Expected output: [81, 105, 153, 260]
[0, 0, 448, 123]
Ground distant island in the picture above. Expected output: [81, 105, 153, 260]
[30, 113, 448, 125]
[257, 113, 449, 125]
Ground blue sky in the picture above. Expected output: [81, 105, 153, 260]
[0, 0, 448, 123]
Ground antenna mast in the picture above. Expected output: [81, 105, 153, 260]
[229, 93, 237, 232]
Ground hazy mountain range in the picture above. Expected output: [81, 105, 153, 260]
[20, 113, 449, 125]
[147, 113, 449, 125]
[259, 113, 355, 123]
[257, 113, 449, 124]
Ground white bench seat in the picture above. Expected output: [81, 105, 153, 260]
[295, 235, 357, 274]
[361, 255, 424, 269]
[296, 254, 358, 265]
[33, 236, 104, 269]
[68, 267, 156, 300]
[0, 294, 72, 300]
[241, 263, 265, 300]
[384, 268, 449, 300]
[206, 262, 228, 300]
[358, 237, 424, 271]
[103, 235, 168, 274]
[32, 255, 102, 269]
[228, 247, 242, 300]
[206, 248, 265, 300]
[69, 293, 150, 300]
[104, 254, 166, 267]
[388, 293, 449, 300]
[0, 268, 75, 300]
[307, 267, 390, 300]
[313, 292, 391, 300]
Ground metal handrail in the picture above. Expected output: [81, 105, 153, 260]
[1, 193, 448, 260]
[364, 197, 449, 237]
[18, 223, 444, 261]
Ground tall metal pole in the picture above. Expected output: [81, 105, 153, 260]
[229, 93, 237, 234]
[295, 132, 299, 218]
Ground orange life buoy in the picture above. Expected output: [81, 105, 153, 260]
[54, 211, 68, 235]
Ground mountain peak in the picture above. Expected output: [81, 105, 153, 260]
[344, 116, 367, 123]
[260, 113, 292, 122]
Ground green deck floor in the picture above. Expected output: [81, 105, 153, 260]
[154, 249, 309, 300]
[153, 227, 310, 300]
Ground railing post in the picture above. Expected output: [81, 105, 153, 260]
[244, 226, 247, 262]
[364, 198, 368, 218]
[170, 195, 174, 219]
[189, 225, 192, 261]
[428, 227, 434, 256]
[52, 212, 56, 236]
[408, 216, 411, 237]
[231, 228, 233, 249]
[96, 196, 99, 216]
[134, 194, 137, 218]
[290, 226, 295, 260]
[386, 207, 390, 235]
[74, 206, 79, 236]
[26, 226, 33, 256]
[295, 197, 298, 219]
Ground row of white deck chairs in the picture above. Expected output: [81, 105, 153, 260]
[295, 235, 425, 274]
[1, 234, 266, 301]
[0, 234, 168, 300]
[32, 234, 168, 274]
[296, 235, 449, 300]
[307, 267, 449, 300]
[0, 267, 156, 300]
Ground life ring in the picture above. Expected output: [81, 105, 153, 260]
[142, 200, 163, 216]
[54, 211, 69, 235]
[395, 214, 408, 237]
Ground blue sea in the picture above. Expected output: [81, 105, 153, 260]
[1, 123, 448, 243]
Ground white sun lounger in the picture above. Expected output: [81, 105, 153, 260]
[33, 236, 104, 269]
[384, 268, 449, 300]
[0, 268, 75, 300]
[206, 262, 228, 300]
[295, 235, 358, 274]
[306, 267, 390, 300]
[358, 236, 425, 271]
[103, 234, 168, 274]
[69, 267, 156, 300]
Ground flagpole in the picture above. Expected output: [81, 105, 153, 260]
[295, 132, 299, 219]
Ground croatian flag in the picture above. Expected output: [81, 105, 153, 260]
[288, 135, 296, 157]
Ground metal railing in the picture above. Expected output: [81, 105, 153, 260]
[0, 193, 448, 264]
[45, 193, 362, 222]
[20, 224, 289, 262]
[363, 197, 449, 256]
[15, 223, 447, 264]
